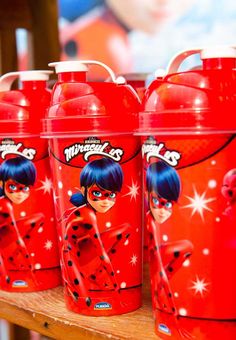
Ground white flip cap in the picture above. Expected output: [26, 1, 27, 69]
[19, 70, 52, 81]
[0, 70, 53, 92]
[201, 46, 236, 59]
[49, 61, 88, 73]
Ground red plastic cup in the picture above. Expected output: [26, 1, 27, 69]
[42, 60, 142, 316]
[0, 71, 61, 292]
[138, 46, 236, 339]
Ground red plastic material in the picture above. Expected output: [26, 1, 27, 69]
[43, 63, 142, 316]
[139, 49, 236, 339]
[119, 73, 148, 101]
[42, 71, 140, 137]
[0, 76, 61, 292]
[0, 80, 51, 136]
[140, 59, 236, 134]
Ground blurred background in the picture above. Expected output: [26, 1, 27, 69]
[15, 0, 236, 80]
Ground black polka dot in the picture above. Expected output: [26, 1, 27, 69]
[116, 234, 122, 240]
[94, 233, 98, 239]
[72, 225, 79, 231]
[185, 252, 191, 258]
[39, 222, 44, 227]
[168, 293, 172, 297]
[90, 274, 96, 280]
[114, 283, 117, 288]
[74, 210, 81, 217]
[84, 223, 93, 230]
[64, 235, 68, 240]
[73, 291, 79, 300]
[174, 251, 180, 258]
[159, 271, 163, 277]
[86, 297, 92, 307]
[172, 307, 176, 312]
[80, 272, 85, 278]
[25, 235, 30, 239]
[8, 257, 13, 262]
[68, 260, 73, 266]
[111, 271, 114, 276]
[154, 246, 158, 251]
[25, 255, 29, 258]
[31, 222, 36, 228]
[77, 251, 80, 257]
[67, 244, 72, 250]
[125, 233, 130, 238]
[74, 278, 79, 285]
[100, 255, 105, 260]
[2, 213, 9, 218]
[6, 276, 10, 284]
[150, 233, 154, 240]
[168, 267, 173, 272]
[111, 249, 116, 254]
[72, 234, 77, 239]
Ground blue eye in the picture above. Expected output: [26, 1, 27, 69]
[9, 185, 17, 191]
[109, 192, 116, 199]
[165, 202, 173, 209]
[23, 187, 30, 192]
[92, 191, 102, 197]
[152, 197, 159, 206]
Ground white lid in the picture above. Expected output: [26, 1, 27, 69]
[201, 46, 236, 59]
[19, 70, 52, 81]
[0, 70, 53, 92]
[49, 61, 88, 73]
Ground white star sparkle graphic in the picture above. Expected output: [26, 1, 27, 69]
[123, 179, 140, 201]
[130, 254, 138, 266]
[190, 276, 210, 296]
[182, 187, 216, 221]
[44, 240, 53, 250]
[37, 177, 53, 194]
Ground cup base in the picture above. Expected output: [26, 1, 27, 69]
[0, 267, 61, 292]
[65, 285, 142, 316]
[154, 310, 236, 340]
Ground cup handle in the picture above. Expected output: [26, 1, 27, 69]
[79, 60, 125, 84]
[0, 72, 21, 91]
[166, 48, 202, 75]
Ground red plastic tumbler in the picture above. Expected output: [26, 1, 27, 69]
[0, 71, 61, 292]
[42, 60, 142, 316]
[138, 46, 236, 339]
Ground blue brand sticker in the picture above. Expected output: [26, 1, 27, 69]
[158, 323, 171, 336]
[94, 302, 112, 310]
[12, 280, 28, 288]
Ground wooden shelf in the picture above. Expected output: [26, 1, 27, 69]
[0, 266, 160, 340]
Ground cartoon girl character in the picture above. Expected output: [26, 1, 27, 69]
[62, 157, 131, 308]
[221, 168, 236, 219]
[146, 160, 193, 338]
[0, 156, 42, 286]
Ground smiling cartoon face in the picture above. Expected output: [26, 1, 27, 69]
[150, 191, 173, 224]
[5, 179, 31, 204]
[87, 184, 117, 213]
[221, 169, 236, 203]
